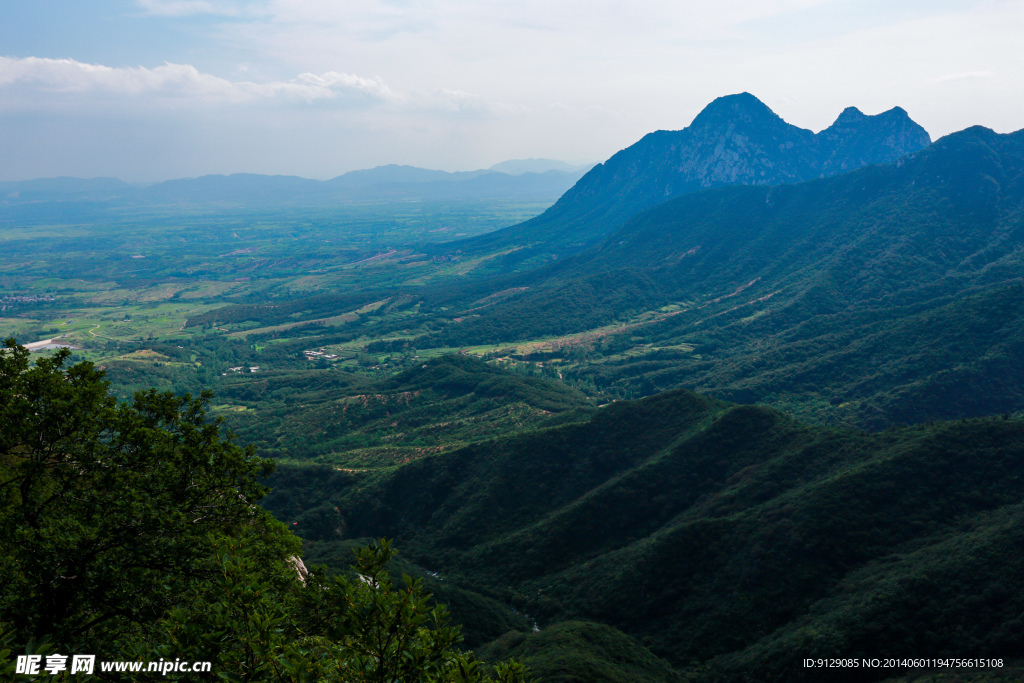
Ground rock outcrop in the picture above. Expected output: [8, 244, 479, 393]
[450, 93, 931, 262]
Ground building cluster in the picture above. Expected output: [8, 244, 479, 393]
[304, 349, 339, 360]
[221, 366, 260, 376]
[1, 294, 56, 313]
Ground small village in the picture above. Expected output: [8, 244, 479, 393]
[223, 366, 260, 375]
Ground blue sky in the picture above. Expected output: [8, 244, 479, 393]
[1, 0, 1022, 181]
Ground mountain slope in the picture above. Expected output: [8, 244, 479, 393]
[443, 93, 930, 266]
[216, 354, 594, 466]
[429, 126, 1024, 427]
[325, 389, 1024, 681]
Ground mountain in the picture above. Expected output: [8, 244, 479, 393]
[141, 168, 588, 203]
[327, 164, 491, 187]
[0, 163, 590, 215]
[444, 93, 930, 267]
[302, 387, 1024, 681]
[141, 173, 323, 203]
[489, 159, 592, 175]
[817, 105, 929, 174]
[424, 125, 1024, 428]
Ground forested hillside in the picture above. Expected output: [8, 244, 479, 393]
[426, 126, 1024, 427]
[0, 344, 532, 682]
[298, 389, 1024, 682]
[219, 354, 593, 466]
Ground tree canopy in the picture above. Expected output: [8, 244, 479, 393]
[0, 340, 529, 682]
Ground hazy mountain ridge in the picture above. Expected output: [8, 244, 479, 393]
[444, 93, 930, 265]
[0, 162, 589, 208]
[488, 159, 594, 175]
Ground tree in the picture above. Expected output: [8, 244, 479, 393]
[154, 538, 532, 682]
[0, 340, 290, 655]
[0, 340, 530, 682]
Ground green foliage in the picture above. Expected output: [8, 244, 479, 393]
[477, 621, 680, 683]
[325, 389, 1024, 681]
[302, 539, 533, 649]
[152, 538, 531, 682]
[0, 339, 288, 654]
[0, 341, 531, 682]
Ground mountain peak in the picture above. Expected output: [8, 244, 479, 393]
[816, 105, 931, 174]
[835, 106, 866, 124]
[689, 92, 784, 129]
[453, 94, 932, 265]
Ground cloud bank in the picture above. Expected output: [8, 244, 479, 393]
[0, 0, 1021, 181]
[0, 57, 398, 109]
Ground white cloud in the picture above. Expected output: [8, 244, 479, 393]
[0, 57, 398, 109]
[0, 56, 537, 119]
[294, 70, 400, 101]
[4, 0, 1023, 181]
[428, 88, 526, 115]
[135, 0, 245, 17]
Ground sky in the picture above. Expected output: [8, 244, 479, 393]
[1, 0, 1022, 181]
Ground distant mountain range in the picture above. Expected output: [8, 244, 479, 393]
[444, 93, 931, 267]
[0, 160, 593, 211]
[488, 159, 592, 175]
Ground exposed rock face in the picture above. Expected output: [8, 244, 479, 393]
[669, 92, 819, 189]
[817, 105, 932, 175]
[453, 93, 931, 261]
[563, 93, 930, 207]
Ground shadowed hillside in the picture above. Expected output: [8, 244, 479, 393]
[311, 389, 1024, 681]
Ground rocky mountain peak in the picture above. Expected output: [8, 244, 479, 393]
[453, 94, 933, 263]
[688, 92, 791, 131]
[816, 105, 931, 175]
[834, 106, 867, 124]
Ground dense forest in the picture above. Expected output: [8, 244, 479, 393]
[272, 389, 1024, 682]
